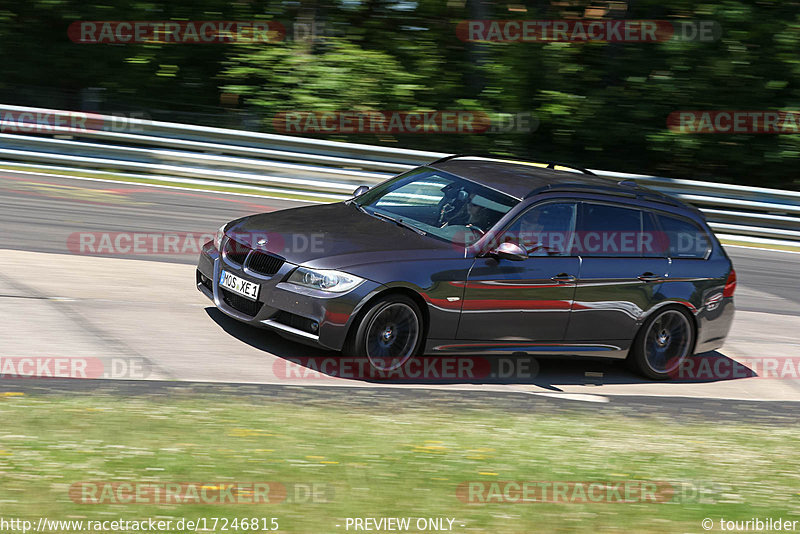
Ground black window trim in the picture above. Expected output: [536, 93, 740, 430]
[482, 197, 713, 261]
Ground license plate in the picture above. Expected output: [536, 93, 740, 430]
[219, 270, 260, 301]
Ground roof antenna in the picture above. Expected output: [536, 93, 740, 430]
[618, 179, 638, 187]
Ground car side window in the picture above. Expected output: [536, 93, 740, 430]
[577, 203, 661, 257]
[655, 214, 711, 258]
[499, 202, 578, 257]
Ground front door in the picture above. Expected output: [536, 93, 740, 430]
[457, 201, 580, 342]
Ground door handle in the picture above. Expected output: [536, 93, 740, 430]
[638, 272, 662, 282]
[551, 273, 576, 283]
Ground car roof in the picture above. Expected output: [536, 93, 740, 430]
[428, 156, 698, 215]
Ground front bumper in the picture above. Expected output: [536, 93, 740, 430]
[196, 240, 382, 350]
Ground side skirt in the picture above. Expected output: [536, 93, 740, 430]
[424, 340, 631, 359]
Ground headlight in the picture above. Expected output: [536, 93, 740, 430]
[288, 267, 364, 293]
[214, 224, 226, 250]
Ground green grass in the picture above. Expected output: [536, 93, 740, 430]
[0, 163, 342, 204]
[0, 391, 798, 533]
[4, 161, 800, 254]
[719, 238, 800, 253]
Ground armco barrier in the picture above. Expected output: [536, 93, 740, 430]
[1, 104, 798, 241]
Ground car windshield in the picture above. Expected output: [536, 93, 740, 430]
[354, 168, 519, 246]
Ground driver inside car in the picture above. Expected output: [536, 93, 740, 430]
[440, 191, 490, 228]
[517, 204, 577, 256]
[465, 196, 493, 230]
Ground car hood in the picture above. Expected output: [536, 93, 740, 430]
[227, 202, 462, 270]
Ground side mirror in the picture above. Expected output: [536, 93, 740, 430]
[491, 242, 527, 261]
[352, 185, 370, 197]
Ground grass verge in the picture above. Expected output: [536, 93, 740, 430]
[0, 391, 798, 533]
[720, 238, 800, 253]
[0, 163, 342, 204]
[3, 162, 800, 253]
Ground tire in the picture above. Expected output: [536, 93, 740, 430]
[628, 306, 696, 380]
[344, 295, 424, 371]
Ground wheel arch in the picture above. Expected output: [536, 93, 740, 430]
[344, 286, 430, 348]
[638, 301, 700, 355]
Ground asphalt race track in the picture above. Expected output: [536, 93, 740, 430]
[1, 170, 799, 405]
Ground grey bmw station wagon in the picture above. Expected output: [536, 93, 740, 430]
[196, 156, 735, 379]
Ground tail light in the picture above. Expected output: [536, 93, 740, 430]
[723, 268, 737, 297]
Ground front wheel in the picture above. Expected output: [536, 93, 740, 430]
[628, 307, 695, 380]
[344, 295, 424, 371]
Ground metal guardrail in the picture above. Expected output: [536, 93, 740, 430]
[1, 103, 799, 242]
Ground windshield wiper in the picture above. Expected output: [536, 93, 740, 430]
[371, 211, 427, 236]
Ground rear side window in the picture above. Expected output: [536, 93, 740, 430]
[577, 203, 660, 257]
[656, 214, 711, 258]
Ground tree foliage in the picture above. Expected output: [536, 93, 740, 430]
[1, 0, 799, 187]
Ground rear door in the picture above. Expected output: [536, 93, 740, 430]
[456, 201, 580, 342]
[565, 201, 669, 342]
[654, 211, 718, 308]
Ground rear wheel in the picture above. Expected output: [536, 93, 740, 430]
[628, 307, 695, 380]
[344, 295, 424, 371]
